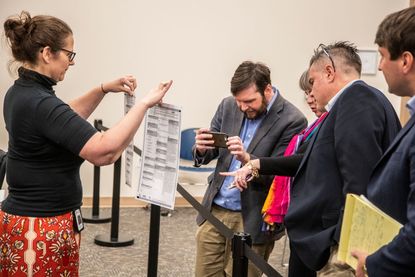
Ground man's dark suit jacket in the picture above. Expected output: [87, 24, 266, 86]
[284, 80, 401, 271]
[195, 94, 307, 244]
[366, 114, 415, 276]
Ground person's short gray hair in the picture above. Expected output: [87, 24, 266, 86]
[309, 41, 362, 75]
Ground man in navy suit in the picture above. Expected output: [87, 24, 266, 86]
[353, 6, 415, 277]
[283, 42, 401, 277]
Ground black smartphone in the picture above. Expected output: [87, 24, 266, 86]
[209, 131, 229, 148]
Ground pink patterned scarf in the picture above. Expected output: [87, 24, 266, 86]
[262, 112, 328, 228]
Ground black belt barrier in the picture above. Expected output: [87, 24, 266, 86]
[90, 121, 282, 277]
[177, 184, 283, 277]
[92, 123, 286, 277]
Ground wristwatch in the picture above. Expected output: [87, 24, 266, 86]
[245, 161, 259, 178]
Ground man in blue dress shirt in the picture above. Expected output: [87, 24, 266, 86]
[193, 61, 307, 277]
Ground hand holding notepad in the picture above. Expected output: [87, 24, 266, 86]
[338, 194, 402, 270]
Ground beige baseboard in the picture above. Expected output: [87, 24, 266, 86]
[82, 196, 203, 208]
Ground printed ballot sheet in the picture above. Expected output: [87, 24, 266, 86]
[124, 93, 136, 187]
[137, 103, 181, 209]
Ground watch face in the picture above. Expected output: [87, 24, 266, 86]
[246, 162, 259, 178]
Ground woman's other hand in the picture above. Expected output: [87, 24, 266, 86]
[101, 75, 137, 95]
[141, 80, 173, 108]
[220, 166, 252, 191]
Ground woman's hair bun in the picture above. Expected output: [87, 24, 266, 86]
[3, 11, 72, 65]
[4, 11, 33, 45]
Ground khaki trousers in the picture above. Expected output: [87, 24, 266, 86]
[195, 205, 275, 277]
[317, 246, 355, 277]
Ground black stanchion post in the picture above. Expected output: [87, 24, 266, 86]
[147, 204, 161, 277]
[82, 119, 111, 223]
[94, 156, 134, 247]
[232, 232, 252, 277]
[92, 165, 100, 216]
[82, 165, 111, 223]
[110, 157, 121, 240]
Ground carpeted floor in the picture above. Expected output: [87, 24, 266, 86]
[80, 207, 289, 277]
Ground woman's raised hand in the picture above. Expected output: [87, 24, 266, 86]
[101, 75, 137, 95]
[141, 80, 173, 108]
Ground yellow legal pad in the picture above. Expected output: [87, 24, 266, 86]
[337, 193, 403, 269]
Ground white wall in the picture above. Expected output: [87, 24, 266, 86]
[0, 0, 409, 196]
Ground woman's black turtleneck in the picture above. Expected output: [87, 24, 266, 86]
[2, 67, 97, 217]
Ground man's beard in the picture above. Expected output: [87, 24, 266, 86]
[244, 97, 268, 119]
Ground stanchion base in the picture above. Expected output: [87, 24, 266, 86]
[82, 210, 111, 224]
[94, 234, 135, 247]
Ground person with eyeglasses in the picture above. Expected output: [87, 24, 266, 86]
[221, 70, 326, 190]
[1, 11, 172, 276]
[282, 42, 401, 277]
[60, 48, 76, 62]
[220, 69, 327, 275]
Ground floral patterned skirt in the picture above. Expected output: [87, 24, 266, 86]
[0, 210, 80, 277]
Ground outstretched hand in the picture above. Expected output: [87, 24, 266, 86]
[219, 166, 252, 191]
[102, 75, 137, 95]
[141, 80, 173, 108]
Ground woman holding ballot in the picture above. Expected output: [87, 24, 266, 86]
[1, 10, 171, 275]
